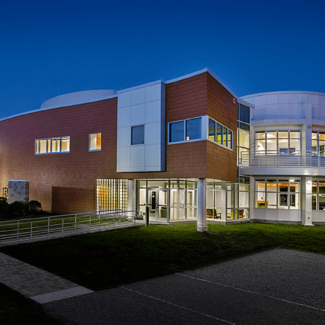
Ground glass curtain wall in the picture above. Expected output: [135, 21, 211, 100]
[227, 183, 250, 219]
[137, 180, 197, 221]
[206, 182, 223, 219]
[237, 103, 250, 165]
[255, 178, 300, 209]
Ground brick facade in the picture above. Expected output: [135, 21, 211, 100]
[0, 71, 237, 213]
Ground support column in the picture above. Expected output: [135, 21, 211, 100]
[220, 182, 227, 223]
[127, 180, 135, 217]
[249, 176, 255, 220]
[301, 176, 313, 226]
[197, 178, 207, 232]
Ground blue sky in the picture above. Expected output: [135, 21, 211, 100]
[1, 0, 325, 119]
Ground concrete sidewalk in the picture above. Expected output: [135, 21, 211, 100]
[43, 248, 325, 325]
[0, 252, 92, 303]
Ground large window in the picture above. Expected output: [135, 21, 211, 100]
[237, 103, 250, 131]
[131, 125, 144, 145]
[35, 136, 70, 154]
[238, 129, 249, 164]
[89, 133, 101, 151]
[169, 118, 202, 143]
[255, 178, 300, 209]
[312, 181, 325, 210]
[312, 131, 325, 156]
[208, 118, 233, 149]
[255, 130, 300, 155]
[227, 183, 250, 219]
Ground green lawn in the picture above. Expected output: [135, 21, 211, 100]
[1, 222, 325, 291]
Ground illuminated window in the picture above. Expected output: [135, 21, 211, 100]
[89, 133, 101, 151]
[35, 136, 70, 155]
[255, 130, 300, 155]
[208, 118, 233, 149]
[255, 178, 300, 209]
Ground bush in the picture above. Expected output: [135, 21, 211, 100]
[0, 202, 9, 219]
[28, 200, 42, 213]
[9, 201, 28, 218]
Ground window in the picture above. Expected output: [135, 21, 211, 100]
[311, 180, 325, 210]
[89, 133, 101, 151]
[312, 131, 325, 156]
[169, 118, 202, 143]
[255, 130, 300, 155]
[209, 119, 215, 141]
[169, 121, 184, 142]
[255, 178, 300, 209]
[186, 118, 201, 141]
[35, 136, 70, 154]
[208, 118, 233, 149]
[131, 125, 144, 145]
[238, 129, 249, 164]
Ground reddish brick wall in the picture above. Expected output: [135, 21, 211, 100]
[0, 71, 237, 213]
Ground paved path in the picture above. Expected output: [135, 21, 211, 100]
[44, 249, 325, 325]
[0, 252, 92, 304]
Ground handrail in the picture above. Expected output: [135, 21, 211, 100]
[240, 150, 325, 168]
[0, 209, 139, 246]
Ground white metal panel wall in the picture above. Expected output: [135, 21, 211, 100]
[117, 82, 165, 172]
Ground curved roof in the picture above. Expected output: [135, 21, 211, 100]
[41, 89, 117, 110]
[241, 90, 325, 100]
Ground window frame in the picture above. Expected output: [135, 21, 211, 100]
[168, 117, 203, 144]
[254, 129, 301, 155]
[131, 125, 145, 146]
[35, 136, 70, 155]
[89, 133, 102, 152]
[207, 117, 233, 151]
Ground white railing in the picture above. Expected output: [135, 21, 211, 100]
[240, 150, 325, 168]
[0, 209, 138, 246]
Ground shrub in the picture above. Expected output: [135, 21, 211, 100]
[0, 202, 9, 219]
[9, 201, 28, 218]
[28, 200, 42, 213]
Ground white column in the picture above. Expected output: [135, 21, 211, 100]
[127, 179, 135, 217]
[249, 176, 255, 220]
[301, 176, 313, 226]
[197, 178, 207, 232]
[220, 182, 227, 222]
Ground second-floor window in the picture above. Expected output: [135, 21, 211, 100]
[89, 133, 101, 151]
[312, 131, 325, 155]
[35, 136, 70, 154]
[255, 130, 300, 155]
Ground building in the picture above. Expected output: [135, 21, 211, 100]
[1, 68, 324, 230]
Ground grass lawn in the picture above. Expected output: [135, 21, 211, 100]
[1, 222, 325, 292]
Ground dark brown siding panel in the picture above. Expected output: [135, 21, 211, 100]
[206, 74, 237, 182]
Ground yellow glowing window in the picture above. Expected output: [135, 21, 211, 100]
[35, 136, 70, 154]
[89, 133, 101, 151]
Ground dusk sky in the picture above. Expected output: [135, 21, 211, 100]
[1, 0, 324, 119]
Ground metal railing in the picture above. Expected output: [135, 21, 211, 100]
[239, 150, 325, 168]
[0, 209, 138, 246]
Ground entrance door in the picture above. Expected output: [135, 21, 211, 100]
[148, 189, 169, 223]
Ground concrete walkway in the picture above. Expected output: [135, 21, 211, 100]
[1, 248, 325, 324]
[0, 252, 92, 304]
[44, 249, 325, 325]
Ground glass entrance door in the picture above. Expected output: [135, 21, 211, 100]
[148, 188, 169, 223]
